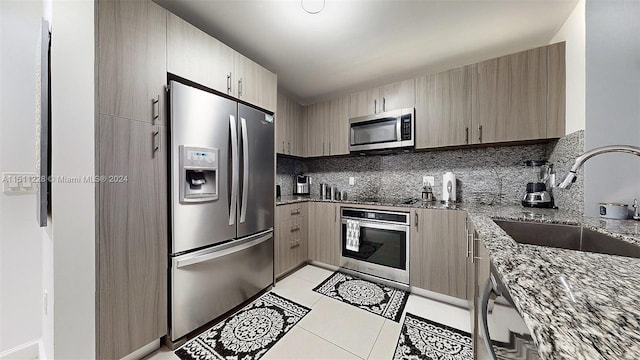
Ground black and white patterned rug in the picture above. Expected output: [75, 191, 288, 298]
[175, 292, 310, 360]
[312, 271, 409, 322]
[394, 313, 473, 360]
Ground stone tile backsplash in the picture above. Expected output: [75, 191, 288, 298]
[276, 130, 585, 214]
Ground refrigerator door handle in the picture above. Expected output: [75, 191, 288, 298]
[176, 231, 272, 268]
[229, 115, 239, 226]
[240, 117, 249, 223]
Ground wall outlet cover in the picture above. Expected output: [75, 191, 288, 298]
[349, 177, 355, 186]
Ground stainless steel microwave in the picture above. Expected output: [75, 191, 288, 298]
[349, 108, 414, 152]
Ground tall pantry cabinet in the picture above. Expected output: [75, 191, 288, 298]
[96, 0, 168, 359]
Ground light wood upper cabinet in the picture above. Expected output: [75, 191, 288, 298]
[303, 96, 349, 157]
[410, 209, 468, 299]
[328, 95, 350, 155]
[234, 52, 277, 112]
[472, 46, 548, 144]
[276, 93, 303, 156]
[415, 66, 472, 148]
[349, 88, 379, 118]
[98, 0, 167, 125]
[167, 13, 234, 96]
[379, 79, 415, 112]
[350, 79, 415, 118]
[308, 202, 340, 266]
[547, 42, 566, 138]
[97, 115, 167, 359]
[303, 103, 324, 157]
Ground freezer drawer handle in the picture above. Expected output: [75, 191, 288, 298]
[176, 232, 272, 268]
[229, 115, 239, 225]
[240, 117, 249, 223]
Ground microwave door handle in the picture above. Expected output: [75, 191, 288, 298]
[396, 117, 402, 142]
[229, 115, 238, 226]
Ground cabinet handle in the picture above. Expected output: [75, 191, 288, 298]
[322, 143, 325, 156]
[238, 78, 243, 97]
[469, 231, 476, 263]
[227, 73, 232, 95]
[290, 240, 300, 248]
[334, 207, 337, 222]
[374, 99, 377, 114]
[465, 127, 469, 144]
[152, 127, 160, 158]
[328, 142, 331, 155]
[288, 142, 291, 154]
[290, 208, 300, 215]
[414, 212, 418, 229]
[282, 141, 285, 153]
[152, 95, 159, 125]
[478, 125, 483, 143]
[290, 224, 300, 232]
[382, 97, 386, 112]
[466, 229, 470, 258]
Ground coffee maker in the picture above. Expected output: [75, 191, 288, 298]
[294, 175, 310, 195]
[522, 160, 553, 208]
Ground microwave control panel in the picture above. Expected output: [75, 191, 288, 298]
[401, 115, 412, 140]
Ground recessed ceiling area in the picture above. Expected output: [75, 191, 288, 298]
[154, 0, 579, 104]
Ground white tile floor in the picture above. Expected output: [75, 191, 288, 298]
[146, 265, 471, 360]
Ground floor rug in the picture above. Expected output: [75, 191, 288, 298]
[175, 292, 310, 360]
[312, 271, 409, 322]
[393, 313, 473, 360]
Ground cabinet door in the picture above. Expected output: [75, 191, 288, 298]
[167, 13, 234, 96]
[308, 202, 339, 266]
[379, 79, 415, 112]
[276, 93, 289, 155]
[98, 0, 166, 125]
[415, 66, 472, 148]
[349, 88, 379, 117]
[410, 209, 467, 299]
[304, 104, 325, 157]
[234, 53, 277, 112]
[290, 99, 303, 156]
[472, 47, 547, 144]
[97, 115, 167, 359]
[328, 95, 350, 156]
[547, 42, 566, 138]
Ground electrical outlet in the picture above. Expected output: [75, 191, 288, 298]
[2, 172, 37, 195]
[349, 177, 355, 186]
[423, 176, 434, 187]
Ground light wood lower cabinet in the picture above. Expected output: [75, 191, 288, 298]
[275, 203, 308, 276]
[410, 209, 468, 299]
[308, 202, 340, 266]
[97, 115, 167, 359]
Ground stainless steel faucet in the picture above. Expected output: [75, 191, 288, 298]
[557, 145, 640, 189]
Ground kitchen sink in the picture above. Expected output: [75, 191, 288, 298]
[494, 220, 640, 259]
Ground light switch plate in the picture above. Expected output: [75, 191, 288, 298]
[349, 177, 355, 186]
[2, 172, 37, 195]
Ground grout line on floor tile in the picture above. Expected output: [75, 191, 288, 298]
[365, 319, 387, 360]
[295, 326, 366, 360]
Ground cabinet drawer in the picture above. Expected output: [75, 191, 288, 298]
[277, 203, 307, 221]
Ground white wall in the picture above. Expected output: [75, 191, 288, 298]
[550, 0, 586, 134]
[584, 0, 640, 216]
[49, 0, 96, 358]
[0, 0, 44, 354]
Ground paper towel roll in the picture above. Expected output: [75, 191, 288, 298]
[443, 172, 456, 202]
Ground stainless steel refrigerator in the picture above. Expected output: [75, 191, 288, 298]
[168, 80, 274, 343]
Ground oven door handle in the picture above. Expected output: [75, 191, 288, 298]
[341, 219, 409, 232]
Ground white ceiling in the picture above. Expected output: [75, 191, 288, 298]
[155, 0, 579, 105]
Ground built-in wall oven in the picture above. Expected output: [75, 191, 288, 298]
[340, 207, 410, 284]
